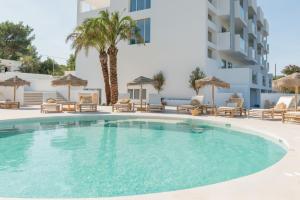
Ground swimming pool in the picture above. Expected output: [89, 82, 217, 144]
[0, 116, 286, 198]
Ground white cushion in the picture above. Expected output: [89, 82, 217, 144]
[192, 96, 204, 105]
[276, 96, 295, 109]
[227, 103, 238, 108]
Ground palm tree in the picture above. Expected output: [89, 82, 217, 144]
[66, 18, 111, 105]
[153, 71, 166, 94]
[99, 10, 142, 104]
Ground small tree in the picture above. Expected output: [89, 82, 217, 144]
[153, 71, 165, 94]
[189, 67, 206, 95]
[282, 65, 300, 76]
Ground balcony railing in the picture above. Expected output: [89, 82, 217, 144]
[248, 47, 256, 60]
[235, 2, 246, 23]
[248, 20, 257, 36]
[235, 35, 246, 54]
[248, 0, 257, 12]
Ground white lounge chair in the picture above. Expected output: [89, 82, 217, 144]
[177, 96, 205, 114]
[248, 96, 296, 119]
[147, 94, 165, 112]
[113, 93, 134, 112]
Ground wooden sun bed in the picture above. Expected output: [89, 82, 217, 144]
[282, 112, 300, 123]
[0, 101, 20, 109]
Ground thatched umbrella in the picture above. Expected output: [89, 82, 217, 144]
[196, 76, 230, 106]
[127, 76, 154, 110]
[52, 74, 87, 101]
[0, 76, 30, 102]
[273, 73, 300, 110]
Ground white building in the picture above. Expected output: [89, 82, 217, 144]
[76, 0, 271, 108]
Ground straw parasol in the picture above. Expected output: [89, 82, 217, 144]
[273, 73, 300, 110]
[127, 76, 154, 110]
[52, 74, 87, 101]
[196, 76, 230, 106]
[0, 76, 30, 102]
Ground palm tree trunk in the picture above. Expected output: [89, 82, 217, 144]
[99, 50, 111, 105]
[108, 46, 119, 104]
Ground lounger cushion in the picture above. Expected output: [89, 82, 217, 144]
[118, 99, 130, 104]
[80, 96, 92, 104]
[286, 112, 300, 116]
[227, 103, 238, 108]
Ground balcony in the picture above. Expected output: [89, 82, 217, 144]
[218, 32, 247, 56]
[217, 32, 231, 50]
[257, 7, 264, 25]
[218, 0, 230, 18]
[235, 1, 247, 25]
[248, 20, 257, 37]
[248, 47, 256, 61]
[257, 55, 263, 65]
[264, 19, 269, 36]
[248, 0, 257, 13]
[208, 0, 218, 14]
[208, 20, 217, 32]
[257, 32, 263, 46]
[235, 35, 247, 55]
[78, 0, 110, 13]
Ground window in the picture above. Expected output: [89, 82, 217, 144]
[130, 18, 151, 44]
[208, 14, 213, 21]
[142, 89, 146, 100]
[128, 89, 134, 99]
[130, 0, 151, 12]
[208, 49, 213, 58]
[221, 59, 227, 69]
[208, 31, 213, 42]
[134, 89, 140, 99]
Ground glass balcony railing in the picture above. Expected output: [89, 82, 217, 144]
[239, 37, 246, 53]
[240, 6, 245, 21]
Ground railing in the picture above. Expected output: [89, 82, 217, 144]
[248, 47, 256, 60]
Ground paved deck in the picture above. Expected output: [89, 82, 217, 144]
[0, 106, 300, 200]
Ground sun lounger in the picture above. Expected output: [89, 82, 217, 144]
[0, 93, 20, 109]
[282, 112, 300, 123]
[147, 94, 165, 112]
[0, 101, 20, 109]
[77, 95, 97, 112]
[177, 96, 205, 114]
[217, 97, 246, 117]
[41, 99, 62, 113]
[248, 96, 296, 119]
[113, 93, 134, 112]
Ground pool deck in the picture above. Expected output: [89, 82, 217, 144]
[0, 106, 300, 200]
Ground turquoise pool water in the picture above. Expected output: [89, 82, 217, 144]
[0, 116, 286, 198]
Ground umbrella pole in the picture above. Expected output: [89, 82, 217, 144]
[296, 87, 299, 111]
[140, 84, 143, 110]
[68, 84, 71, 102]
[212, 85, 215, 106]
[13, 86, 16, 102]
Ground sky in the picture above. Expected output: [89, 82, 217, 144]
[0, 0, 299, 72]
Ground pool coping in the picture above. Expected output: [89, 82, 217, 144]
[0, 109, 300, 200]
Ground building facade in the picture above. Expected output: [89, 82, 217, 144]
[76, 0, 271, 107]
